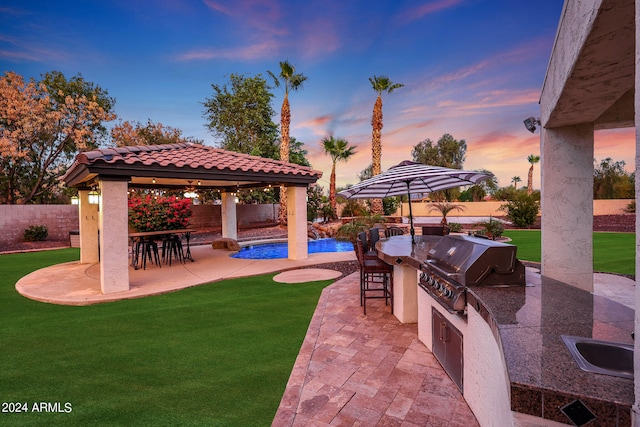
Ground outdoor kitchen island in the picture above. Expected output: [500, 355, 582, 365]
[376, 235, 633, 426]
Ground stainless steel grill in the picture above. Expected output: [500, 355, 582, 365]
[419, 235, 526, 313]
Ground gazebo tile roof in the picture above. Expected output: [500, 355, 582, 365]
[63, 142, 322, 187]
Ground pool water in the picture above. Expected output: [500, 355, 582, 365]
[231, 238, 354, 259]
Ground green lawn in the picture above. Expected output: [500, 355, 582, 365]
[504, 230, 635, 276]
[0, 249, 331, 426]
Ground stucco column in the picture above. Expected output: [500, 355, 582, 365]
[98, 179, 130, 294]
[287, 186, 308, 260]
[393, 266, 418, 323]
[540, 124, 594, 292]
[78, 189, 99, 264]
[221, 192, 238, 241]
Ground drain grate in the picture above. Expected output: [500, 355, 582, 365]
[560, 400, 596, 426]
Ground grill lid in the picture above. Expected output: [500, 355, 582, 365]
[425, 235, 526, 287]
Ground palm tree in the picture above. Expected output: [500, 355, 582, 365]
[527, 154, 540, 195]
[321, 136, 357, 214]
[426, 202, 466, 225]
[512, 176, 522, 188]
[268, 61, 308, 225]
[369, 75, 404, 214]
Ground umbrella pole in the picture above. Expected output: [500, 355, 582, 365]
[406, 181, 415, 244]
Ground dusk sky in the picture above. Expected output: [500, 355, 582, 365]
[1, 0, 635, 191]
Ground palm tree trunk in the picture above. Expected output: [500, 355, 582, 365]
[278, 95, 291, 226]
[330, 162, 337, 212]
[527, 164, 534, 195]
[370, 95, 383, 214]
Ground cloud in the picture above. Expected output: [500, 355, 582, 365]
[203, 0, 287, 37]
[299, 114, 333, 129]
[438, 88, 540, 113]
[175, 39, 281, 61]
[0, 34, 70, 64]
[396, 0, 464, 24]
[385, 120, 435, 138]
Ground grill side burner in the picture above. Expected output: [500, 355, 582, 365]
[419, 235, 526, 313]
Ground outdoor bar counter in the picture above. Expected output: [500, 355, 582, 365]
[376, 235, 634, 426]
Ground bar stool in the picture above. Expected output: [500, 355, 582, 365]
[385, 226, 404, 237]
[357, 231, 378, 260]
[355, 238, 393, 315]
[369, 227, 382, 248]
[161, 234, 184, 266]
[136, 237, 161, 270]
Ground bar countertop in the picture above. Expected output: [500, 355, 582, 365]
[467, 272, 634, 415]
[376, 235, 634, 424]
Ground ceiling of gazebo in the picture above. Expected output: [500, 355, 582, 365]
[62, 143, 322, 190]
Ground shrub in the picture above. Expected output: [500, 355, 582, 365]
[336, 219, 368, 245]
[340, 199, 367, 217]
[382, 197, 401, 216]
[448, 222, 463, 233]
[473, 219, 504, 240]
[500, 194, 539, 228]
[24, 225, 48, 242]
[128, 195, 192, 232]
[624, 201, 635, 213]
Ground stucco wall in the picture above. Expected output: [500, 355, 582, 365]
[0, 203, 279, 246]
[0, 200, 631, 246]
[190, 204, 278, 229]
[417, 289, 514, 426]
[0, 205, 79, 244]
[400, 199, 632, 217]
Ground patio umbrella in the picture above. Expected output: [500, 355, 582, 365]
[338, 160, 492, 243]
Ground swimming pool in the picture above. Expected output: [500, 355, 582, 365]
[231, 238, 354, 259]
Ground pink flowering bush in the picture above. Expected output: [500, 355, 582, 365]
[128, 195, 192, 232]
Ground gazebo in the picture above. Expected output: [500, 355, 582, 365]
[61, 143, 322, 295]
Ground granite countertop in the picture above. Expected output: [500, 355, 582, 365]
[468, 271, 634, 407]
[375, 234, 440, 269]
[376, 235, 634, 422]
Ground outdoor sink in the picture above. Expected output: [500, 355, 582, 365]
[561, 335, 634, 380]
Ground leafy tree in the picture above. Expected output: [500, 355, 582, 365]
[459, 169, 498, 201]
[526, 154, 540, 195]
[321, 136, 357, 214]
[111, 119, 202, 146]
[279, 137, 310, 167]
[0, 71, 115, 204]
[492, 186, 518, 201]
[267, 61, 307, 226]
[411, 133, 467, 169]
[339, 199, 368, 217]
[593, 157, 634, 199]
[369, 75, 403, 214]
[358, 163, 373, 182]
[412, 133, 467, 201]
[202, 73, 278, 158]
[500, 193, 539, 228]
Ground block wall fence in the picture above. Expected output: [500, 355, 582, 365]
[0, 203, 280, 246]
[0, 200, 633, 246]
[397, 199, 633, 218]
